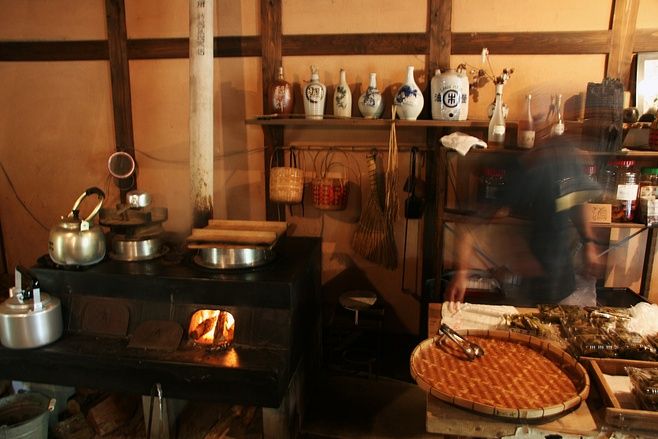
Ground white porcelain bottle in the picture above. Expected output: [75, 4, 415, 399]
[358, 72, 384, 119]
[431, 68, 469, 121]
[333, 69, 352, 118]
[394, 65, 424, 120]
[488, 83, 506, 148]
[303, 65, 326, 120]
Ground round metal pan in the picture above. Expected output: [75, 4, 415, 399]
[193, 246, 275, 270]
[110, 237, 168, 261]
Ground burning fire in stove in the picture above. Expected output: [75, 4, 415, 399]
[188, 309, 235, 350]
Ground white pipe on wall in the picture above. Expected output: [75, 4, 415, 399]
[189, 0, 214, 228]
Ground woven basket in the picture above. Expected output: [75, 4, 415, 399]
[410, 329, 589, 421]
[311, 152, 352, 211]
[269, 148, 304, 204]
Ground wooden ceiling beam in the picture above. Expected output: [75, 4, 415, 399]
[0, 41, 108, 61]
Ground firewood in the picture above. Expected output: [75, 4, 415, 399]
[53, 413, 94, 439]
[203, 405, 243, 439]
[86, 394, 139, 436]
[190, 316, 217, 341]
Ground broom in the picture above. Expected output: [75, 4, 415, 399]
[352, 108, 399, 269]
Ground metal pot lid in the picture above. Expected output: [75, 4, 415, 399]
[0, 293, 56, 314]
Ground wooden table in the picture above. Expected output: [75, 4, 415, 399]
[423, 303, 602, 437]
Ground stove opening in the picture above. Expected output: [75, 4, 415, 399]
[188, 309, 235, 350]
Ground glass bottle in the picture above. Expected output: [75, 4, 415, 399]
[551, 93, 565, 136]
[517, 94, 535, 149]
[602, 160, 639, 222]
[303, 65, 326, 120]
[333, 68, 352, 118]
[488, 83, 506, 148]
[639, 167, 658, 225]
[268, 66, 294, 116]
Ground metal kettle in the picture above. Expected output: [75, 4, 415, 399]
[0, 266, 63, 349]
[48, 187, 106, 266]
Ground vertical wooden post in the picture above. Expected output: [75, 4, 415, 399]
[189, 0, 214, 228]
[608, 0, 639, 87]
[261, 0, 285, 221]
[105, 0, 136, 198]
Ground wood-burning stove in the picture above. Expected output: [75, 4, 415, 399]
[0, 236, 321, 436]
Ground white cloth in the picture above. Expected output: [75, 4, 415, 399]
[440, 131, 487, 156]
[440, 302, 518, 331]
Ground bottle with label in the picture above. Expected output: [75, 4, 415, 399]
[517, 94, 535, 149]
[602, 160, 639, 222]
[551, 93, 565, 136]
[488, 83, 506, 148]
[303, 65, 326, 120]
[639, 167, 658, 225]
[268, 66, 294, 116]
[478, 167, 506, 206]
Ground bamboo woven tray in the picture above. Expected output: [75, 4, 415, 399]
[410, 329, 589, 421]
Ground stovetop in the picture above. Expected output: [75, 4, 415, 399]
[32, 236, 322, 309]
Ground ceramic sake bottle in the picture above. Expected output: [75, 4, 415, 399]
[431, 68, 469, 121]
[268, 66, 294, 116]
[333, 69, 352, 118]
[303, 65, 326, 119]
[358, 72, 384, 119]
[394, 65, 424, 120]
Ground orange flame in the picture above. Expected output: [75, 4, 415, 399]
[188, 309, 235, 347]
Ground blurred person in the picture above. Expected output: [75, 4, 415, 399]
[445, 133, 605, 306]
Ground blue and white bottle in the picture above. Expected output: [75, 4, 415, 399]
[358, 72, 384, 119]
[394, 65, 424, 120]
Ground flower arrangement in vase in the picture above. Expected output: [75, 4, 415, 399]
[458, 48, 514, 118]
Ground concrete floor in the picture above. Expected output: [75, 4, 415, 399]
[300, 374, 438, 439]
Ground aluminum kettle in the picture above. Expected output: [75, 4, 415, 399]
[0, 266, 63, 349]
[48, 187, 106, 266]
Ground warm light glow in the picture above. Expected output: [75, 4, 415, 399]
[188, 309, 235, 348]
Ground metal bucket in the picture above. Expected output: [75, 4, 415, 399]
[0, 392, 52, 439]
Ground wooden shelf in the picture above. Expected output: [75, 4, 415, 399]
[246, 116, 509, 129]
[443, 210, 651, 230]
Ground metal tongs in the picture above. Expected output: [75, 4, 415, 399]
[435, 323, 485, 361]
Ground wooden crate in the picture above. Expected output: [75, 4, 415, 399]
[588, 357, 658, 431]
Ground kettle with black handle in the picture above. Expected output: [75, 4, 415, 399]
[48, 187, 106, 266]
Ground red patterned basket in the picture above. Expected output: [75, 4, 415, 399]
[311, 152, 352, 211]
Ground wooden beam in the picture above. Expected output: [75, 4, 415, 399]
[283, 33, 427, 56]
[452, 31, 611, 54]
[428, 0, 451, 72]
[261, 0, 284, 220]
[633, 28, 658, 52]
[105, 0, 136, 194]
[0, 41, 108, 61]
[607, 0, 640, 86]
[127, 36, 260, 59]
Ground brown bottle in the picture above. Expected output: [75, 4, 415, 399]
[268, 66, 294, 116]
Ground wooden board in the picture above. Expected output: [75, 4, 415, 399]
[588, 357, 658, 432]
[207, 219, 288, 235]
[426, 392, 599, 437]
[186, 228, 278, 246]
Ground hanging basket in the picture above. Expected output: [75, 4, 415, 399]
[269, 148, 304, 204]
[311, 151, 353, 211]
